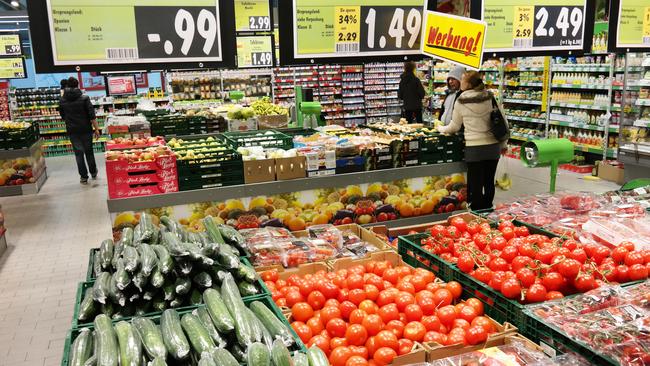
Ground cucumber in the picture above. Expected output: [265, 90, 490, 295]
[169, 297, 185, 308]
[93, 251, 102, 278]
[238, 281, 259, 297]
[132, 317, 167, 360]
[101, 301, 115, 318]
[143, 289, 156, 301]
[138, 244, 157, 276]
[271, 339, 293, 366]
[95, 314, 119, 366]
[162, 281, 175, 301]
[220, 273, 253, 348]
[108, 273, 126, 307]
[176, 259, 193, 275]
[70, 328, 93, 366]
[114, 321, 142, 366]
[132, 270, 148, 292]
[203, 288, 235, 334]
[193, 272, 212, 288]
[249, 301, 294, 346]
[137, 212, 155, 243]
[111, 241, 124, 270]
[202, 216, 225, 244]
[150, 267, 165, 288]
[190, 288, 202, 305]
[247, 342, 271, 366]
[230, 344, 246, 362]
[93, 272, 111, 305]
[162, 232, 189, 257]
[99, 239, 114, 270]
[245, 308, 264, 344]
[194, 307, 227, 349]
[187, 232, 203, 244]
[201, 241, 219, 258]
[293, 353, 309, 366]
[198, 352, 217, 366]
[148, 357, 167, 366]
[135, 301, 152, 316]
[236, 265, 258, 283]
[180, 313, 216, 355]
[82, 355, 97, 366]
[217, 244, 239, 270]
[78, 287, 97, 322]
[175, 277, 191, 295]
[160, 216, 179, 234]
[151, 245, 173, 274]
[151, 226, 160, 245]
[307, 346, 329, 366]
[115, 258, 131, 290]
[152, 295, 166, 312]
[121, 227, 134, 246]
[122, 246, 140, 273]
[218, 224, 247, 254]
[161, 309, 191, 360]
[211, 349, 239, 366]
[183, 242, 214, 265]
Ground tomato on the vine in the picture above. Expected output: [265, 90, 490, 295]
[500, 278, 522, 299]
[541, 272, 564, 291]
[516, 268, 536, 288]
[450, 217, 468, 233]
[525, 283, 547, 303]
[574, 273, 597, 292]
[501, 227, 515, 241]
[625, 251, 645, 267]
[457, 253, 475, 273]
[511, 256, 533, 272]
[558, 258, 581, 279]
[629, 263, 649, 281]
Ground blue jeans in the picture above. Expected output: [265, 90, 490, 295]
[69, 133, 97, 179]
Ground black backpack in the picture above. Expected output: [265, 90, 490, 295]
[490, 96, 509, 142]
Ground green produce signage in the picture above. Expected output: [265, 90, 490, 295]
[45, 0, 225, 65]
[615, 0, 650, 48]
[0, 57, 26, 79]
[236, 36, 273, 68]
[292, 0, 425, 59]
[480, 0, 589, 53]
[0, 35, 21, 56]
[234, 0, 271, 32]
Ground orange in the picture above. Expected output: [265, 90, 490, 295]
[312, 213, 330, 225]
[287, 217, 307, 231]
[399, 203, 415, 217]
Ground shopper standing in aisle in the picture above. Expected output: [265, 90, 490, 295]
[59, 77, 101, 184]
[398, 61, 425, 123]
[437, 71, 507, 210]
[439, 66, 465, 125]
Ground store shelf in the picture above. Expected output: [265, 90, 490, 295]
[505, 82, 543, 87]
[573, 144, 616, 158]
[549, 120, 618, 133]
[633, 120, 650, 128]
[549, 102, 609, 111]
[618, 147, 650, 168]
[635, 99, 650, 106]
[504, 67, 545, 72]
[506, 116, 546, 124]
[106, 162, 467, 213]
[551, 84, 611, 90]
[0, 139, 43, 159]
[503, 99, 542, 105]
[553, 65, 610, 72]
[362, 210, 467, 229]
[510, 135, 541, 142]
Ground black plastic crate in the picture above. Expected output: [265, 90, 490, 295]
[392, 151, 419, 168]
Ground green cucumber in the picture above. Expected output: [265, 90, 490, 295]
[217, 244, 239, 270]
[94, 314, 119, 366]
[236, 264, 258, 283]
[70, 328, 93, 366]
[218, 224, 247, 254]
[176, 259, 193, 275]
[169, 297, 185, 308]
[293, 352, 309, 366]
[111, 241, 124, 270]
[183, 242, 214, 265]
[160, 216, 179, 234]
[122, 246, 140, 273]
[190, 288, 202, 305]
[132, 270, 148, 292]
[221, 273, 253, 348]
[150, 266, 165, 288]
[99, 239, 114, 270]
[93, 251, 102, 278]
[238, 281, 259, 297]
[245, 308, 264, 344]
[115, 258, 131, 291]
[307, 346, 329, 366]
[135, 301, 152, 316]
[151, 245, 173, 274]
[203, 288, 235, 334]
[93, 272, 111, 305]
[108, 273, 126, 307]
[193, 272, 212, 288]
[101, 301, 115, 318]
[230, 344, 246, 362]
[162, 281, 175, 301]
[198, 353, 217, 366]
[249, 301, 294, 346]
[78, 287, 97, 322]
[137, 244, 157, 276]
[180, 313, 216, 355]
[211, 349, 239, 366]
[132, 317, 167, 360]
[194, 307, 227, 349]
[121, 227, 134, 246]
[201, 241, 219, 258]
[202, 216, 225, 244]
[137, 212, 155, 243]
[82, 355, 96, 366]
[152, 295, 166, 312]
[161, 309, 191, 360]
[271, 339, 293, 366]
[114, 321, 142, 366]
[247, 342, 271, 366]
[162, 232, 189, 257]
[148, 357, 167, 366]
[174, 277, 191, 295]
[187, 231, 203, 244]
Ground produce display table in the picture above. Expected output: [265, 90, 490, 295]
[0, 139, 48, 197]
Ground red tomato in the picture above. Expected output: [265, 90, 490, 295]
[452, 318, 471, 331]
[348, 289, 367, 306]
[545, 291, 564, 300]
[421, 315, 442, 331]
[331, 337, 348, 349]
[364, 284, 380, 302]
[308, 291, 327, 310]
[501, 227, 515, 241]
[345, 324, 368, 346]
[465, 298, 484, 315]
[376, 289, 398, 307]
[515, 226, 529, 237]
[321, 306, 343, 325]
[432, 288, 453, 307]
[525, 284, 547, 303]
[511, 256, 533, 272]
[417, 296, 437, 316]
[307, 317, 325, 335]
[349, 309, 368, 325]
[292, 321, 313, 343]
[471, 316, 495, 333]
[516, 268, 536, 288]
[424, 331, 447, 344]
[457, 253, 475, 273]
[327, 318, 348, 338]
[359, 300, 379, 315]
[629, 263, 649, 281]
[329, 346, 353, 366]
[261, 270, 279, 282]
[466, 325, 488, 345]
[436, 305, 457, 327]
[625, 251, 645, 267]
[617, 265, 630, 283]
[403, 321, 427, 342]
[404, 304, 424, 322]
[292, 302, 314, 322]
[500, 278, 522, 299]
[385, 320, 405, 338]
[397, 339, 414, 356]
[373, 347, 397, 366]
[286, 291, 305, 308]
[570, 248, 588, 263]
[374, 330, 399, 351]
[458, 305, 478, 322]
[574, 273, 596, 292]
[365, 337, 377, 358]
[308, 335, 330, 355]
[348, 345, 368, 359]
[450, 217, 468, 232]
[445, 281, 463, 299]
[362, 314, 384, 336]
[339, 301, 357, 321]
[377, 303, 400, 323]
[319, 281, 340, 299]
[558, 258, 581, 279]
[395, 292, 416, 312]
[541, 272, 565, 291]
[346, 356, 369, 366]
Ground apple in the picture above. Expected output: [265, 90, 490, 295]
[341, 217, 353, 225]
[377, 212, 388, 222]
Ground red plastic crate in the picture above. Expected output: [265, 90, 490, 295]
[106, 155, 178, 198]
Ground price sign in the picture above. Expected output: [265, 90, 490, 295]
[43, 0, 227, 65]
[235, 0, 271, 32]
[0, 57, 25, 79]
[291, 0, 424, 59]
[0, 35, 21, 56]
[615, 0, 650, 48]
[236, 35, 273, 68]
[481, 0, 589, 53]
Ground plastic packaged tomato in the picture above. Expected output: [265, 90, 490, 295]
[428, 341, 548, 366]
[308, 238, 337, 261]
[248, 241, 285, 267]
[308, 224, 344, 249]
[528, 353, 591, 366]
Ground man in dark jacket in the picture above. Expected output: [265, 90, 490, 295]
[398, 61, 425, 123]
[59, 77, 100, 184]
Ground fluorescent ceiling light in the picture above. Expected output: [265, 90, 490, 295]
[10, 1, 19, 7]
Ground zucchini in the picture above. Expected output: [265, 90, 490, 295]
[132, 316, 167, 360]
[151, 245, 173, 274]
[111, 241, 124, 270]
[82, 355, 96, 366]
[122, 246, 140, 273]
[99, 239, 114, 270]
[162, 232, 189, 257]
[150, 267, 165, 288]
[193, 272, 212, 288]
[198, 353, 217, 366]
[203, 288, 235, 334]
[271, 339, 293, 366]
[236, 264, 258, 283]
[161, 309, 191, 360]
[247, 342, 271, 366]
[180, 313, 216, 355]
[217, 244, 239, 270]
[108, 273, 126, 307]
[121, 227, 134, 246]
[114, 321, 142, 366]
[94, 314, 119, 366]
[148, 357, 167, 366]
[211, 349, 239, 366]
[190, 288, 202, 305]
[93, 272, 111, 305]
[115, 258, 131, 291]
[202, 216, 225, 244]
[307, 346, 329, 366]
[70, 328, 93, 366]
[194, 307, 227, 349]
[78, 287, 97, 322]
[93, 251, 102, 279]
[137, 244, 157, 276]
[293, 353, 309, 366]
[238, 281, 259, 297]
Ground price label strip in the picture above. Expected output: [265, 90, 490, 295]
[236, 35, 272, 68]
[334, 6, 360, 53]
[512, 6, 533, 48]
[0, 35, 21, 56]
[234, 0, 271, 32]
[644, 7, 650, 44]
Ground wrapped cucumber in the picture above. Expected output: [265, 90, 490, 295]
[82, 355, 97, 366]
[152, 295, 166, 312]
[137, 244, 157, 277]
[194, 307, 227, 349]
[162, 232, 189, 257]
[115, 258, 131, 291]
[121, 227, 134, 246]
[78, 287, 96, 322]
[111, 240, 124, 270]
[201, 241, 219, 258]
[150, 267, 165, 288]
[132, 317, 167, 360]
[238, 281, 259, 297]
[93, 272, 111, 305]
[161, 309, 190, 360]
[95, 314, 119, 366]
[220, 273, 253, 348]
[236, 265, 258, 283]
[114, 321, 142, 366]
[148, 357, 167, 366]
[122, 246, 140, 273]
[217, 244, 239, 270]
[202, 216, 225, 244]
[176, 259, 193, 275]
[203, 288, 235, 334]
[162, 281, 175, 301]
[151, 245, 173, 274]
[249, 301, 295, 347]
[174, 277, 191, 295]
[159, 216, 179, 235]
[136, 212, 155, 243]
[169, 297, 185, 308]
[93, 251, 102, 279]
[211, 349, 239, 366]
[70, 328, 93, 366]
[198, 353, 217, 366]
[183, 242, 214, 265]
[230, 344, 246, 363]
[132, 271, 148, 292]
[99, 239, 114, 270]
[108, 273, 126, 307]
[190, 289, 202, 305]
[193, 272, 212, 288]
[180, 313, 216, 355]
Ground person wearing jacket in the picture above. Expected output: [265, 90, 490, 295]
[398, 61, 425, 123]
[59, 77, 101, 184]
[437, 70, 507, 210]
[439, 65, 465, 125]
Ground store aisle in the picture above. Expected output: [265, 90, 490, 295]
[0, 154, 110, 366]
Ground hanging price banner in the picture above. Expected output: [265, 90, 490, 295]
[610, 0, 650, 50]
[236, 35, 273, 68]
[0, 57, 25, 79]
[480, 0, 589, 53]
[0, 35, 21, 56]
[234, 0, 271, 32]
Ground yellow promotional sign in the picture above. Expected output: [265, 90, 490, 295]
[420, 11, 486, 70]
[541, 56, 551, 112]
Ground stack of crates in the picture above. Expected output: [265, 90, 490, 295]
[148, 114, 189, 137]
[419, 133, 464, 165]
[0, 124, 39, 150]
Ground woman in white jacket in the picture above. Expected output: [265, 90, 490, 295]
[437, 70, 506, 210]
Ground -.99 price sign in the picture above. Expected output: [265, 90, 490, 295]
[294, 0, 423, 58]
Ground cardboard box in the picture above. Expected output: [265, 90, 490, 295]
[227, 118, 258, 132]
[276, 156, 306, 180]
[598, 160, 625, 184]
[243, 158, 276, 184]
[258, 115, 289, 129]
[426, 333, 539, 362]
[329, 250, 405, 271]
[255, 261, 330, 281]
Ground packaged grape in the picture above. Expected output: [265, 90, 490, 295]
[308, 224, 343, 249]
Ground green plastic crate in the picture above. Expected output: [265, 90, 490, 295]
[224, 130, 293, 150]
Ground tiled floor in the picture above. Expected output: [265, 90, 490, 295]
[0, 155, 621, 366]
